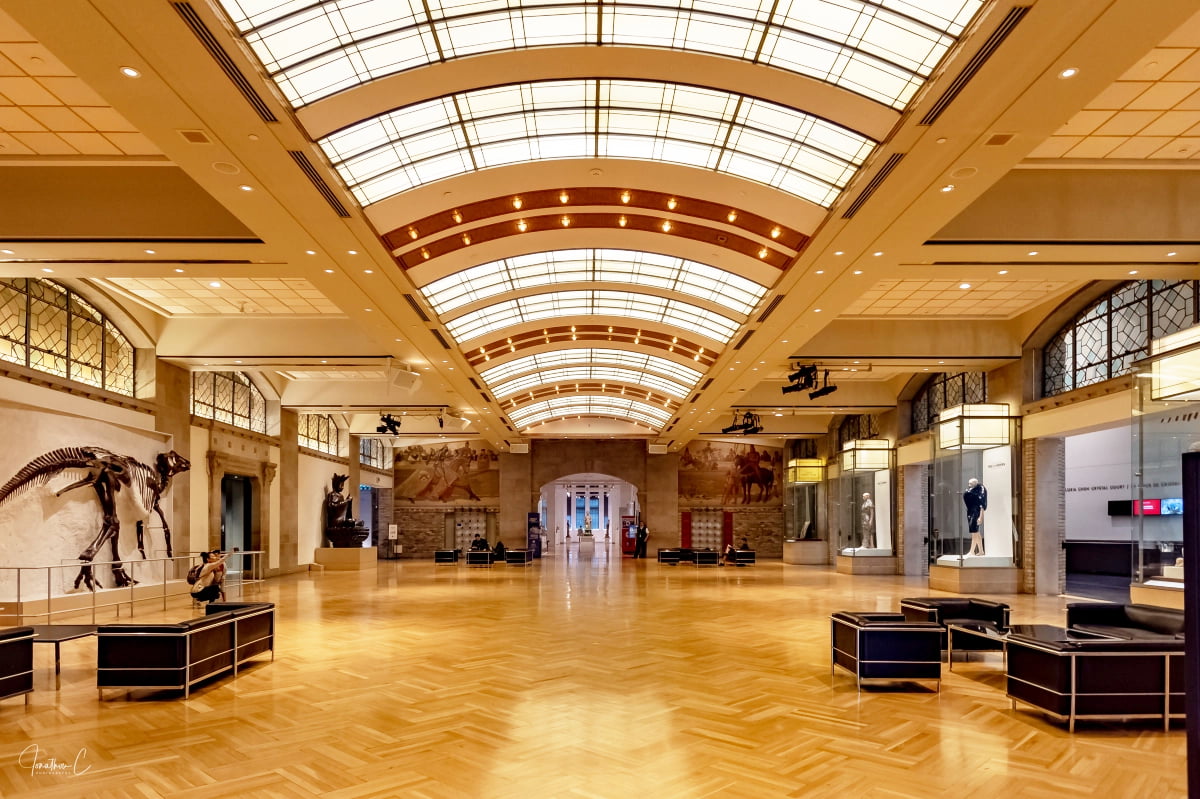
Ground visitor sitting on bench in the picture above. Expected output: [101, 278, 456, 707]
[493, 539, 507, 560]
[469, 534, 489, 551]
[722, 538, 749, 566]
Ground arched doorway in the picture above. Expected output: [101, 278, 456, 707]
[541, 472, 640, 556]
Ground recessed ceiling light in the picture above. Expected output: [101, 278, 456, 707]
[364, 307, 372, 311]
[1028, 251, 1039, 256]
[1058, 67, 1079, 79]
[348, 250, 358, 255]
[175, 268, 184, 273]
[321, 360, 327, 364]
[238, 185, 253, 192]
[364, 269, 373, 274]
[119, 66, 141, 78]
[834, 251, 844, 256]
[1167, 251, 1178, 257]
[144, 249, 155, 254]
[305, 250, 316, 255]
[998, 269, 1008, 275]
[41, 268, 53, 273]
[1129, 270, 1139, 275]
[940, 184, 955, 193]
[853, 270, 863, 275]
[815, 269, 825, 275]
[235, 360, 242, 364]
[814, 308, 822, 313]
[324, 268, 334, 273]
[959, 283, 971, 289]
[938, 361, 945, 364]
[0, 250, 13, 255]
[394, 338, 403, 342]
[873, 251, 883, 257]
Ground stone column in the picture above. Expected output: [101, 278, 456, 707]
[153, 360, 192, 552]
[278, 409, 299, 573]
[1025, 437, 1066, 595]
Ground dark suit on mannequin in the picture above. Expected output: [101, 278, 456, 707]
[962, 478, 987, 556]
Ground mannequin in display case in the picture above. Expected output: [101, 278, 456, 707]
[962, 478, 987, 556]
[860, 492, 876, 549]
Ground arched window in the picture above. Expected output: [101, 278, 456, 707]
[1042, 280, 1199, 398]
[191, 371, 267, 433]
[299, 413, 339, 455]
[0, 278, 135, 396]
[359, 437, 388, 469]
[910, 371, 987, 434]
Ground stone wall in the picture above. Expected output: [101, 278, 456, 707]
[1024, 437, 1066, 594]
[396, 507, 447, 557]
[732, 507, 786, 557]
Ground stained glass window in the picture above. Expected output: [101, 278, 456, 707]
[192, 371, 268, 433]
[1041, 280, 1200, 398]
[360, 437, 389, 468]
[299, 413, 339, 454]
[0, 278, 135, 395]
[910, 371, 986, 434]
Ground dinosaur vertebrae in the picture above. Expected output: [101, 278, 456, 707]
[0, 446, 116, 506]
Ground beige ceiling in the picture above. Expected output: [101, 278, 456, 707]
[104, 277, 342, 317]
[0, 8, 156, 157]
[1030, 10, 1200, 160]
[840, 279, 1076, 319]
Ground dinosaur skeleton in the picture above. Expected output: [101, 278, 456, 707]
[0, 446, 190, 590]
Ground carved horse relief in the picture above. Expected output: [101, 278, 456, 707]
[0, 446, 190, 590]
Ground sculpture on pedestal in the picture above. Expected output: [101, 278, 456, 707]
[0, 446, 190, 589]
[324, 473, 369, 547]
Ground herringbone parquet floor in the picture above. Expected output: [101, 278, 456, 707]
[0, 546, 1187, 798]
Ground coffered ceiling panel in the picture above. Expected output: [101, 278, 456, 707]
[840, 278, 1075, 318]
[105, 277, 342, 317]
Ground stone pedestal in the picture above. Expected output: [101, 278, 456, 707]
[928, 564, 1020, 593]
[783, 539, 828, 565]
[836, 554, 897, 575]
[314, 547, 378, 571]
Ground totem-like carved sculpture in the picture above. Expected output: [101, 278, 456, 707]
[324, 473, 368, 548]
[0, 446, 191, 590]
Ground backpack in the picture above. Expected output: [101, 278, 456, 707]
[186, 563, 204, 585]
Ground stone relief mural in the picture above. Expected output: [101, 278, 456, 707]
[678, 441, 782, 506]
[393, 443, 500, 505]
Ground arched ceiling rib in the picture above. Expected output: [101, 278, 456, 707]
[480, 349, 703, 390]
[217, 0, 981, 110]
[509, 395, 672, 429]
[315, 79, 877, 207]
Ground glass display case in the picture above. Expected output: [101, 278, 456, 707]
[835, 440, 894, 557]
[785, 458, 823, 540]
[930, 404, 1020, 567]
[1130, 327, 1198, 602]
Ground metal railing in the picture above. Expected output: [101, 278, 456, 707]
[0, 550, 267, 625]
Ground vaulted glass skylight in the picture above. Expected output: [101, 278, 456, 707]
[479, 349, 703, 389]
[491, 365, 691, 400]
[444, 289, 740, 344]
[317, 79, 876, 206]
[509, 395, 673, 428]
[420, 249, 768, 318]
[218, 0, 981, 109]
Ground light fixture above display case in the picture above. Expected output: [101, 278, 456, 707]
[936, 404, 1011, 449]
[839, 439, 892, 472]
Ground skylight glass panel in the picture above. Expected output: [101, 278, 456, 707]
[318, 79, 876, 206]
[491, 366, 691, 399]
[420, 249, 766, 317]
[509, 396, 672, 427]
[479, 348, 703, 387]
[216, 0, 982, 109]
[444, 289, 740, 343]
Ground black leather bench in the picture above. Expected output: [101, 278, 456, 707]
[466, 550, 493, 566]
[505, 549, 533, 565]
[733, 550, 756, 565]
[434, 549, 459, 563]
[657, 549, 681, 564]
[900, 596, 1011, 652]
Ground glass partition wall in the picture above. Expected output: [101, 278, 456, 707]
[835, 440, 894, 558]
[930, 405, 1021, 567]
[1131, 328, 1198, 604]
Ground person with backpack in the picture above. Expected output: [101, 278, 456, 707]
[189, 550, 227, 603]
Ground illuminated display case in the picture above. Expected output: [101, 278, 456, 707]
[1130, 328, 1197, 607]
[784, 457, 826, 564]
[835, 440, 894, 560]
[930, 404, 1021, 569]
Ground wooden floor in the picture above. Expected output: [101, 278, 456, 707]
[0, 546, 1187, 798]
